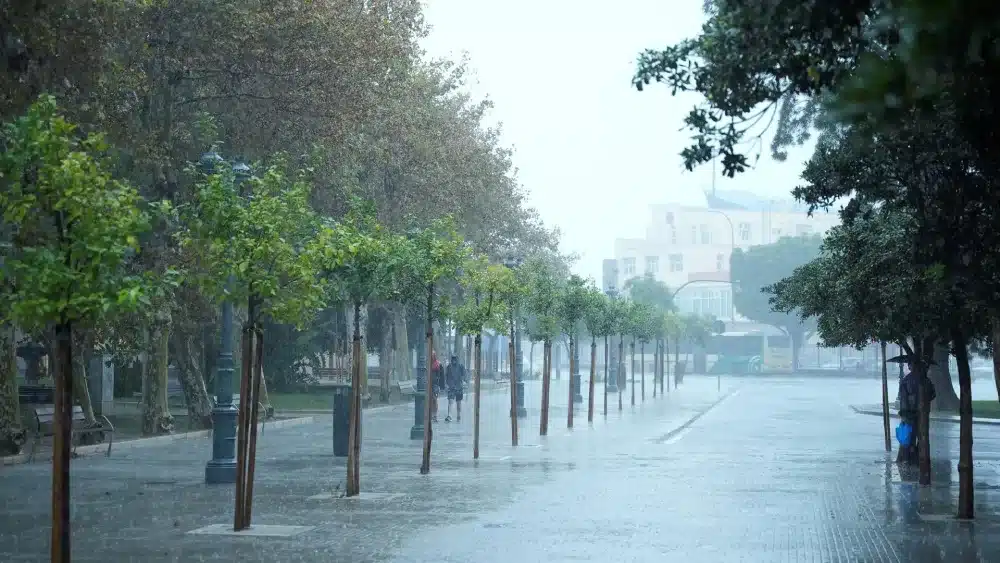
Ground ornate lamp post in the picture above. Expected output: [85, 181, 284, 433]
[503, 256, 528, 418]
[203, 151, 251, 484]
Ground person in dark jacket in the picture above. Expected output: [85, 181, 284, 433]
[897, 360, 936, 465]
[445, 355, 466, 422]
[431, 352, 445, 423]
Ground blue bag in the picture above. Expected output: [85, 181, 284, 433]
[895, 422, 914, 446]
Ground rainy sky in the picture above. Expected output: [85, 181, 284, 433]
[420, 0, 818, 282]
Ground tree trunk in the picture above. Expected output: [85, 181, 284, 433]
[588, 337, 597, 423]
[630, 339, 636, 407]
[346, 301, 363, 497]
[641, 341, 646, 401]
[378, 319, 392, 402]
[567, 335, 575, 429]
[393, 306, 410, 382]
[141, 310, 173, 436]
[473, 333, 482, 459]
[51, 321, 73, 563]
[603, 335, 609, 416]
[790, 329, 802, 371]
[663, 338, 669, 393]
[540, 339, 551, 436]
[0, 321, 25, 455]
[420, 284, 435, 475]
[914, 339, 933, 486]
[952, 328, 974, 519]
[618, 335, 625, 411]
[992, 317, 1000, 403]
[880, 342, 891, 452]
[346, 304, 369, 399]
[69, 328, 97, 426]
[454, 326, 465, 369]
[171, 330, 212, 429]
[529, 341, 536, 379]
[929, 342, 960, 410]
[508, 319, 518, 446]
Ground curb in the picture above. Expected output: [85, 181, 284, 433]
[849, 405, 1000, 426]
[1, 416, 315, 467]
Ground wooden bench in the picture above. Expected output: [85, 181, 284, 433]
[396, 380, 417, 397]
[30, 405, 115, 461]
[213, 394, 272, 429]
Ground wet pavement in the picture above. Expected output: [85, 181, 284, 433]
[2, 375, 999, 562]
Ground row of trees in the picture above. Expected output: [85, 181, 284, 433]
[634, 0, 1000, 519]
[0, 0, 562, 457]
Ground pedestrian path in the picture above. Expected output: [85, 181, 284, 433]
[0, 377, 727, 563]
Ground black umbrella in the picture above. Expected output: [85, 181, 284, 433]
[886, 354, 937, 365]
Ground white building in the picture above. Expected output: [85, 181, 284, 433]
[610, 190, 840, 326]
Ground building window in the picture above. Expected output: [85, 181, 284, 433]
[771, 227, 783, 240]
[716, 253, 725, 271]
[739, 222, 752, 242]
[669, 254, 683, 272]
[795, 224, 813, 236]
[700, 224, 711, 244]
[645, 256, 659, 274]
[690, 226, 698, 244]
[665, 212, 674, 226]
[669, 226, 677, 245]
[622, 257, 636, 276]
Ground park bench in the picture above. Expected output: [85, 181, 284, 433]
[29, 405, 115, 461]
[132, 376, 183, 407]
[396, 380, 417, 398]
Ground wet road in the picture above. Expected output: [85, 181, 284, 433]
[2, 375, 999, 562]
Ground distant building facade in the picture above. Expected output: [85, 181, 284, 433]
[609, 190, 839, 325]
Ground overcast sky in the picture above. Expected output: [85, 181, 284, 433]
[420, 0, 817, 282]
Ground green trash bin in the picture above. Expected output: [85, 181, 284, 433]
[331, 384, 351, 457]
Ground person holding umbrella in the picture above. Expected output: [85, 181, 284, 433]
[891, 355, 936, 465]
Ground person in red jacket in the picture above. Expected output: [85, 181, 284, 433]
[430, 352, 445, 423]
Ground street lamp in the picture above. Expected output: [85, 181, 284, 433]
[203, 151, 250, 484]
[604, 288, 620, 395]
[704, 208, 736, 323]
[503, 255, 527, 418]
[408, 228, 429, 440]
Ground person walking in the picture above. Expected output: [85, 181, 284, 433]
[897, 359, 936, 465]
[444, 355, 466, 422]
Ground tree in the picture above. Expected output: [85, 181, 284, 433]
[558, 274, 590, 429]
[317, 198, 409, 496]
[522, 254, 563, 435]
[454, 256, 514, 459]
[625, 272, 675, 396]
[632, 0, 874, 177]
[632, 303, 657, 402]
[0, 96, 150, 561]
[494, 258, 529, 446]
[180, 156, 328, 529]
[405, 217, 467, 475]
[624, 273, 676, 312]
[731, 235, 822, 370]
[768, 209, 956, 487]
[581, 285, 610, 422]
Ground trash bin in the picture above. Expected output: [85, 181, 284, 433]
[331, 383, 351, 457]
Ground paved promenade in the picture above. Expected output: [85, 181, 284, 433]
[2, 376, 999, 562]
